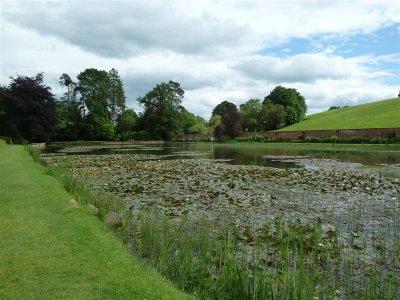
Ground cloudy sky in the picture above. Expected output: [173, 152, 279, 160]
[1, 0, 399, 118]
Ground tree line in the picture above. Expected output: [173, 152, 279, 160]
[0, 68, 307, 142]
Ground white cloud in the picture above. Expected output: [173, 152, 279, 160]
[234, 53, 352, 83]
[1, 0, 399, 119]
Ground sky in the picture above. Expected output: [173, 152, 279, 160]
[1, 0, 399, 118]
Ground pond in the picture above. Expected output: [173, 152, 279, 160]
[45, 142, 400, 170]
[42, 141, 400, 292]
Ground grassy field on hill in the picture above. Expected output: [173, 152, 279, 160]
[0, 145, 188, 299]
[279, 98, 400, 131]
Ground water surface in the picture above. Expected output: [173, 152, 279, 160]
[45, 142, 400, 170]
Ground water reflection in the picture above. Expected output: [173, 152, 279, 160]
[45, 142, 400, 169]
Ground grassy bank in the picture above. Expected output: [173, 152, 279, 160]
[279, 98, 400, 131]
[0, 145, 188, 299]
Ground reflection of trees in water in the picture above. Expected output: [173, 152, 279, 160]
[52, 142, 400, 166]
[208, 144, 400, 166]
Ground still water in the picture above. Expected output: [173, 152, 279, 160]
[45, 142, 400, 169]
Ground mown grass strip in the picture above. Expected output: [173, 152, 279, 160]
[0, 145, 189, 299]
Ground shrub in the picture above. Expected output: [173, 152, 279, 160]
[120, 131, 135, 141]
[0, 136, 12, 144]
[132, 130, 155, 141]
[236, 135, 269, 143]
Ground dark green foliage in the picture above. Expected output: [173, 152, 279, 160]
[55, 74, 84, 140]
[0, 89, 7, 122]
[212, 102, 242, 139]
[285, 106, 298, 125]
[108, 68, 126, 122]
[236, 135, 270, 143]
[213, 123, 225, 140]
[78, 68, 110, 119]
[264, 86, 307, 125]
[208, 115, 221, 133]
[180, 109, 209, 134]
[0, 89, 8, 136]
[260, 101, 287, 130]
[77, 68, 116, 140]
[0, 74, 57, 142]
[84, 114, 115, 140]
[131, 130, 154, 141]
[187, 116, 209, 134]
[239, 98, 262, 131]
[137, 81, 184, 140]
[328, 105, 349, 111]
[55, 101, 83, 140]
[55, 68, 127, 141]
[180, 107, 197, 133]
[221, 105, 242, 138]
[116, 109, 138, 140]
[212, 100, 237, 117]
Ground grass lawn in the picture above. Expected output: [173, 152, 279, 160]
[279, 98, 400, 131]
[0, 145, 189, 299]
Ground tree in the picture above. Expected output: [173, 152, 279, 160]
[239, 98, 262, 131]
[212, 103, 241, 139]
[116, 108, 137, 140]
[59, 73, 78, 103]
[211, 100, 237, 117]
[108, 68, 126, 122]
[221, 105, 242, 138]
[56, 73, 84, 140]
[0, 87, 12, 137]
[138, 81, 184, 140]
[260, 101, 287, 130]
[77, 68, 110, 118]
[1, 73, 57, 142]
[180, 107, 197, 133]
[178, 107, 209, 134]
[55, 101, 81, 140]
[77, 68, 114, 140]
[263, 86, 307, 125]
[188, 116, 209, 134]
[0, 89, 7, 135]
[213, 123, 225, 140]
[208, 115, 221, 134]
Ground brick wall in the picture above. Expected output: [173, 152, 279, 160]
[264, 127, 400, 140]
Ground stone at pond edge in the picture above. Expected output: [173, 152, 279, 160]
[322, 224, 336, 237]
[68, 199, 79, 208]
[88, 204, 99, 215]
[104, 211, 122, 228]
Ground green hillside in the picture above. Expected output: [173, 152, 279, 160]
[279, 98, 400, 131]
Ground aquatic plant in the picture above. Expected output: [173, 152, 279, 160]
[124, 211, 399, 299]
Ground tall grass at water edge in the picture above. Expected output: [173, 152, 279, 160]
[124, 212, 399, 299]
